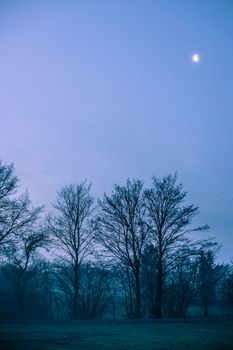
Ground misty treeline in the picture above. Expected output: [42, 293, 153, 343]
[0, 160, 232, 320]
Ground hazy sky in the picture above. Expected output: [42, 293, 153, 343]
[1, 0, 233, 261]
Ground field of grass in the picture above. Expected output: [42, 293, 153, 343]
[0, 318, 232, 350]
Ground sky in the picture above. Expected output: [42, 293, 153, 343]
[1, 0, 233, 262]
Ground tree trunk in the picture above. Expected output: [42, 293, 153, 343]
[72, 260, 79, 319]
[135, 269, 141, 319]
[155, 261, 163, 318]
[126, 267, 134, 318]
[16, 272, 25, 319]
[203, 297, 208, 317]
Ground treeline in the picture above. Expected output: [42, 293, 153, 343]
[0, 160, 232, 320]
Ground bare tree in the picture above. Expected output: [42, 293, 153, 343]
[145, 174, 208, 318]
[77, 262, 109, 319]
[10, 228, 48, 318]
[0, 161, 42, 249]
[163, 255, 198, 317]
[95, 179, 150, 318]
[0, 161, 17, 200]
[47, 181, 94, 319]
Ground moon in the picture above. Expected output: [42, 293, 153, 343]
[192, 53, 200, 63]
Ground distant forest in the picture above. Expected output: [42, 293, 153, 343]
[0, 160, 232, 320]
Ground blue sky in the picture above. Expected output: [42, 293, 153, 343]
[1, 0, 233, 261]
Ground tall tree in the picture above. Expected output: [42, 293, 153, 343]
[145, 174, 208, 318]
[95, 179, 149, 318]
[48, 182, 94, 319]
[0, 161, 42, 249]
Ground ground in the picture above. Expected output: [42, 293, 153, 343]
[0, 318, 232, 350]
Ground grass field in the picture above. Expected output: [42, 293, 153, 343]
[0, 318, 232, 350]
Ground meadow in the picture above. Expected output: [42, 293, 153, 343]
[0, 318, 233, 350]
